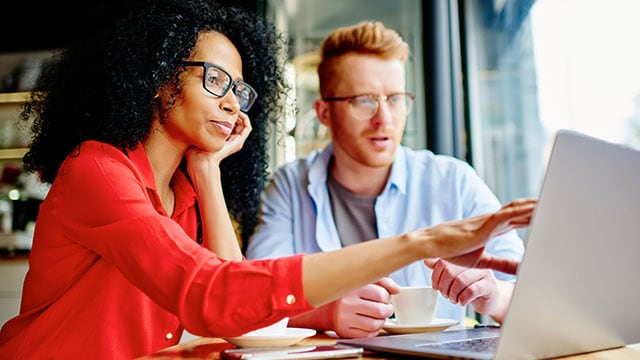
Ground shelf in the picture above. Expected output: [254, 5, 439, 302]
[0, 92, 30, 104]
[0, 148, 27, 160]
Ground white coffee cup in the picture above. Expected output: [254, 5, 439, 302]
[243, 317, 289, 336]
[391, 286, 438, 325]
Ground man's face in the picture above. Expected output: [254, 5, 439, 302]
[315, 53, 407, 169]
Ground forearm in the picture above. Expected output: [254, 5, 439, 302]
[302, 233, 426, 307]
[193, 167, 243, 261]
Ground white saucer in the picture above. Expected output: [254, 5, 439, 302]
[224, 327, 317, 347]
[383, 318, 458, 335]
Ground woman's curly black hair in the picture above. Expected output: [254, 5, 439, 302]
[20, 0, 287, 249]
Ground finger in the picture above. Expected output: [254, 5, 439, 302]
[336, 323, 383, 339]
[356, 284, 393, 304]
[476, 254, 520, 275]
[432, 262, 451, 295]
[489, 203, 535, 223]
[423, 258, 439, 269]
[333, 302, 387, 338]
[237, 112, 252, 135]
[374, 277, 401, 295]
[356, 301, 395, 321]
[485, 204, 536, 237]
[456, 279, 490, 306]
[509, 216, 533, 227]
[430, 259, 445, 291]
[339, 295, 394, 322]
[501, 200, 536, 222]
[496, 199, 536, 223]
[438, 262, 466, 300]
[447, 269, 485, 303]
[444, 247, 486, 268]
[515, 197, 537, 206]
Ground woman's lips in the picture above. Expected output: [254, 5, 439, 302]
[211, 120, 233, 136]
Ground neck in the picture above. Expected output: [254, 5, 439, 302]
[329, 156, 391, 197]
[143, 127, 186, 214]
[144, 140, 183, 188]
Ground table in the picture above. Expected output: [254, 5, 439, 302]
[138, 333, 640, 359]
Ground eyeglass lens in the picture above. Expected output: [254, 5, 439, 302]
[350, 94, 413, 120]
[203, 64, 257, 112]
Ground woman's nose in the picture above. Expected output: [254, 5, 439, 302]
[220, 90, 241, 113]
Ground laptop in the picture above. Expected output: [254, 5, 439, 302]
[339, 130, 640, 359]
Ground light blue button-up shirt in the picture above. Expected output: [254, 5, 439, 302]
[247, 144, 524, 322]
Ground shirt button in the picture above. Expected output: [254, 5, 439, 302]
[165, 332, 173, 340]
[286, 294, 296, 305]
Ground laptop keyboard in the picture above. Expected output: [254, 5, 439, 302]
[419, 336, 499, 353]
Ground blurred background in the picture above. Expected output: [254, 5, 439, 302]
[2, 0, 640, 326]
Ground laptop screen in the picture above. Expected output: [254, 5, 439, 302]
[340, 130, 640, 359]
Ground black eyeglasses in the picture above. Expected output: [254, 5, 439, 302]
[182, 61, 258, 112]
[323, 93, 415, 120]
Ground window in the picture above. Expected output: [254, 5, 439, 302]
[463, 0, 640, 207]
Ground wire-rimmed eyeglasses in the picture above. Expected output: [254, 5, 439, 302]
[182, 61, 258, 112]
[322, 92, 415, 120]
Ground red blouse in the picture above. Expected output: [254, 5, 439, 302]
[0, 141, 311, 359]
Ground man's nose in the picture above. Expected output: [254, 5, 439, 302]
[370, 99, 394, 126]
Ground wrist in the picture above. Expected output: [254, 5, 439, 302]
[191, 168, 222, 194]
[401, 228, 436, 260]
[290, 301, 336, 331]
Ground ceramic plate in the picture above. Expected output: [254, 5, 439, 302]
[224, 328, 317, 348]
[383, 318, 458, 335]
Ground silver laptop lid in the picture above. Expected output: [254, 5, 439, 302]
[495, 130, 640, 359]
[339, 130, 640, 359]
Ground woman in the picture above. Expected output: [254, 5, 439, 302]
[0, 0, 535, 358]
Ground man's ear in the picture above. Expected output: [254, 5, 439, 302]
[314, 98, 331, 128]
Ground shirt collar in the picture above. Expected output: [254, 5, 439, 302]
[125, 144, 196, 215]
[310, 143, 408, 196]
[126, 144, 157, 192]
[308, 143, 334, 184]
[386, 146, 407, 195]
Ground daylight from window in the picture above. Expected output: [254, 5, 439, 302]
[531, 0, 640, 150]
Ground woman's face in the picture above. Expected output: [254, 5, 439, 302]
[159, 31, 246, 153]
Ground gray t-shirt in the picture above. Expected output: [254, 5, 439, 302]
[327, 173, 378, 246]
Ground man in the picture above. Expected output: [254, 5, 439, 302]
[246, 21, 524, 338]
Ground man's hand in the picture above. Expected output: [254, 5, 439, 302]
[289, 278, 399, 338]
[333, 278, 400, 338]
[427, 259, 514, 323]
[329, 278, 399, 338]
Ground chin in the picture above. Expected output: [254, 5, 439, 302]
[364, 155, 395, 168]
[192, 142, 223, 154]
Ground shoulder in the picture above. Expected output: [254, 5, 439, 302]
[270, 147, 328, 183]
[270, 157, 310, 183]
[56, 141, 145, 190]
[49, 142, 150, 215]
[61, 141, 129, 172]
[399, 146, 476, 177]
